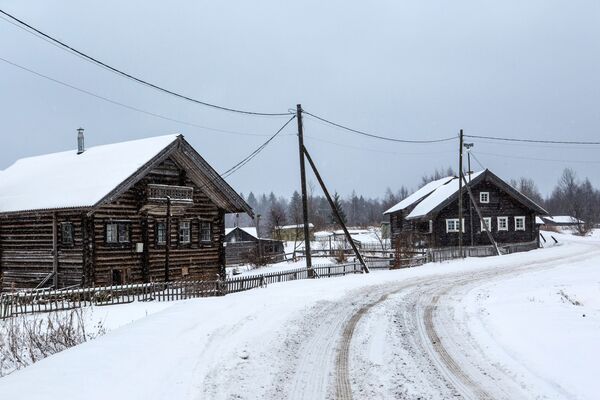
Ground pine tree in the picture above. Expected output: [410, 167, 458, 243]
[331, 192, 347, 226]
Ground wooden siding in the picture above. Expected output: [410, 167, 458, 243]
[0, 212, 85, 289]
[390, 177, 540, 248]
[1, 157, 227, 290]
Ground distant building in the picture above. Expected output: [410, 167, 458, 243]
[538, 215, 584, 229]
[384, 169, 548, 248]
[273, 223, 315, 241]
[224, 227, 285, 265]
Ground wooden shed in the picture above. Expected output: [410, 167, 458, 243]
[223, 227, 285, 265]
[0, 133, 252, 290]
[384, 169, 548, 249]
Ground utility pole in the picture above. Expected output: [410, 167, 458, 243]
[464, 142, 474, 246]
[458, 129, 464, 257]
[296, 104, 313, 275]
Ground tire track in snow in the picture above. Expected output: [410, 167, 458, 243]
[340, 245, 600, 399]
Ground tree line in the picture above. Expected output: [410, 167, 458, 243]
[226, 167, 600, 236]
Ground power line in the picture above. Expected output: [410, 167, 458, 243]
[303, 110, 457, 144]
[0, 8, 291, 117]
[0, 56, 281, 138]
[469, 151, 486, 170]
[464, 134, 600, 145]
[473, 150, 600, 165]
[304, 134, 454, 156]
[221, 115, 296, 178]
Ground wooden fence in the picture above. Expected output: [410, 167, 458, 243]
[0, 262, 366, 319]
[428, 240, 539, 262]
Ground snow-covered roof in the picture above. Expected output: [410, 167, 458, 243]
[225, 227, 259, 239]
[278, 223, 315, 230]
[351, 232, 381, 244]
[0, 135, 179, 213]
[384, 176, 454, 214]
[535, 216, 545, 225]
[543, 216, 584, 225]
[314, 231, 333, 238]
[406, 171, 485, 220]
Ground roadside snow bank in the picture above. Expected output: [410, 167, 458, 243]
[465, 243, 600, 399]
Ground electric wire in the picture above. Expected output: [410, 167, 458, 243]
[304, 134, 454, 156]
[221, 115, 296, 178]
[0, 56, 278, 138]
[473, 150, 600, 165]
[303, 110, 457, 144]
[0, 8, 291, 117]
[464, 134, 600, 145]
[469, 151, 487, 170]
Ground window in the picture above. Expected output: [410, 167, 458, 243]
[480, 192, 490, 203]
[200, 221, 212, 242]
[179, 221, 191, 244]
[480, 217, 492, 232]
[61, 222, 74, 245]
[106, 222, 130, 244]
[156, 221, 167, 245]
[497, 217, 508, 231]
[515, 216, 526, 231]
[446, 218, 464, 233]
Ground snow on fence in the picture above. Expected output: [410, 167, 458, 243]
[428, 240, 539, 262]
[0, 280, 221, 319]
[0, 262, 368, 319]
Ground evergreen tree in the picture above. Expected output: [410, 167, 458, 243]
[330, 192, 347, 226]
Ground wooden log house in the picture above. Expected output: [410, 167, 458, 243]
[384, 169, 548, 248]
[0, 132, 252, 290]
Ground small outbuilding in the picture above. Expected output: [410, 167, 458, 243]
[224, 227, 285, 265]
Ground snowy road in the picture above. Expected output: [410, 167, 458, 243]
[1, 236, 599, 399]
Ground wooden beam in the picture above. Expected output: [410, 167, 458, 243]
[302, 146, 369, 273]
[52, 212, 58, 288]
[460, 174, 501, 256]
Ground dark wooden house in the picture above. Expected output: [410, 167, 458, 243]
[384, 169, 548, 248]
[224, 227, 285, 265]
[0, 133, 252, 290]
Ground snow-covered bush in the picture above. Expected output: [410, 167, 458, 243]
[0, 308, 105, 377]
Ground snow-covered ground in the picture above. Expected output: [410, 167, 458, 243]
[1, 232, 599, 399]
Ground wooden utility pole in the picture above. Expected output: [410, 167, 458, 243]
[458, 129, 464, 257]
[303, 147, 369, 273]
[464, 142, 474, 246]
[296, 104, 313, 274]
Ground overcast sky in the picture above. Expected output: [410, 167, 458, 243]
[1, 1, 599, 199]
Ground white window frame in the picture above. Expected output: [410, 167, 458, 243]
[514, 216, 526, 231]
[480, 217, 492, 232]
[497, 216, 508, 231]
[445, 218, 465, 233]
[479, 192, 490, 204]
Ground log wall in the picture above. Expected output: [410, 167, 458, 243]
[1, 157, 227, 290]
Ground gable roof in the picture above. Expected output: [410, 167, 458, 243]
[0, 134, 252, 216]
[405, 169, 548, 220]
[225, 226, 258, 239]
[384, 176, 454, 215]
[407, 171, 485, 219]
